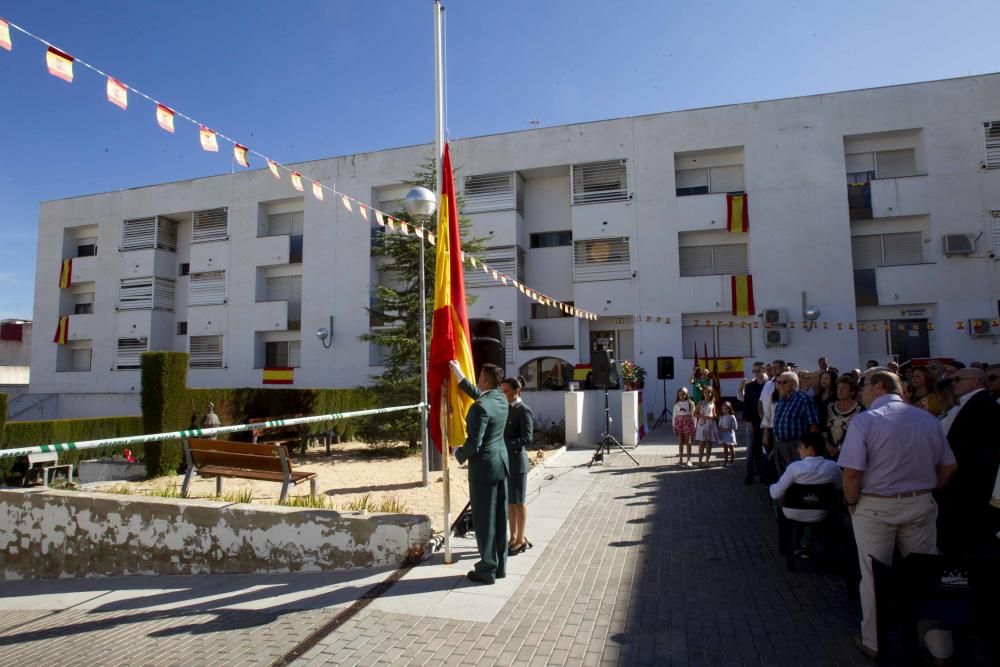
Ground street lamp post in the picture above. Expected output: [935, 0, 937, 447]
[405, 186, 438, 486]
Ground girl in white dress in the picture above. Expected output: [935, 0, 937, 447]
[718, 402, 738, 466]
[695, 386, 719, 466]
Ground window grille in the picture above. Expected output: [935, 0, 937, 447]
[192, 208, 228, 244]
[678, 244, 748, 277]
[571, 160, 628, 204]
[464, 172, 517, 213]
[189, 335, 224, 368]
[119, 277, 175, 311]
[466, 246, 525, 287]
[985, 121, 1000, 169]
[573, 237, 631, 281]
[188, 271, 226, 306]
[115, 337, 147, 370]
[121, 216, 177, 252]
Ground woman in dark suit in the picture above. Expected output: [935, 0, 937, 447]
[502, 376, 533, 555]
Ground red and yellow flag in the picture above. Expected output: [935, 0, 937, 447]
[731, 274, 755, 316]
[156, 104, 175, 133]
[726, 193, 749, 233]
[312, 181, 324, 201]
[0, 18, 12, 51]
[267, 159, 280, 179]
[429, 143, 475, 452]
[291, 171, 303, 191]
[106, 77, 127, 110]
[262, 367, 294, 385]
[199, 126, 218, 152]
[53, 316, 69, 345]
[58, 258, 72, 288]
[46, 47, 73, 83]
[706, 357, 745, 379]
[233, 144, 249, 168]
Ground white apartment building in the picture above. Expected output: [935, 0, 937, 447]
[29, 74, 1000, 418]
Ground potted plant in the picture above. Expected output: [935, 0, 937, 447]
[620, 360, 646, 391]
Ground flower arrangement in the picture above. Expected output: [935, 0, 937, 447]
[620, 360, 647, 390]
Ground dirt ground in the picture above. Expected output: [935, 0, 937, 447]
[91, 442, 562, 534]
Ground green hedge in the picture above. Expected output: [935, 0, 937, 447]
[0, 415, 144, 481]
[141, 352, 190, 477]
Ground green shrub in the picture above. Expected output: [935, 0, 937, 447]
[533, 418, 566, 447]
[1, 415, 144, 482]
[141, 352, 190, 477]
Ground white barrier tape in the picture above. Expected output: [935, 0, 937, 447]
[0, 403, 425, 459]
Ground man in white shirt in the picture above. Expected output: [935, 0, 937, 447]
[769, 432, 842, 523]
[760, 359, 786, 482]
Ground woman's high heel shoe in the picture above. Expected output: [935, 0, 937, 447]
[508, 542, 527, 556]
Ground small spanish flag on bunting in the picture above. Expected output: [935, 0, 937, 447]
[726, 193, 749, 233]
[0, 18, 12, 51]
[341, 195, 353, 212]
[312, 180, 323, 200]
[267, 159, 280, 179]
[359, 204, 368, 221]
[233, 144, 249, 168]
[199, 127, 219, 152]
[156, 104, 175, 133]
[291, 172, 303, 191]
[53, 316, 69, 344]
[374, 210, 384, 226]
[106, 77, 127, 110]
[58, 258, 72, 289]
[46, 47, 73, 82]
[262, 367, 294, 385]
[730, 275, 755, 316]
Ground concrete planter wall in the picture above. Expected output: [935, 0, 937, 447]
[78, 459, 147, 484]
[0, 488, 431, 580]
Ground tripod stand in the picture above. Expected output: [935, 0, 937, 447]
[589, 387, 640, 467]
[651, 378, 669, 430]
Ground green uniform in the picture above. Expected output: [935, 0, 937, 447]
[455, 379, 510, 579]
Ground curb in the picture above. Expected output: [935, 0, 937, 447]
[527, 445, 567, 479]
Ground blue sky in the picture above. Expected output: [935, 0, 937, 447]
[0, 0, 997, 319]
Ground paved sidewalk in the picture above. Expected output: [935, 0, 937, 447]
[0, 435, 944, 666]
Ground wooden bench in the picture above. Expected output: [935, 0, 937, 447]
[181, 438, 317, 501]
[24, 452, 74, 487]
[248, 416, 306, 454]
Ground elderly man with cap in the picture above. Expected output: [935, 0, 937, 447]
[839, 368, 957, 660]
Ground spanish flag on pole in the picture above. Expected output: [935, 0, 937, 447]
[429, 143, 475, 452]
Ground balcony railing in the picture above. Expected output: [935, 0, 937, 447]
[848, 182, 872, 221]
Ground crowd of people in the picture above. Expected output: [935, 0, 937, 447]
[674, 356, 1000, 664]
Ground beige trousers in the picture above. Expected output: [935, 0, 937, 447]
[850, 493, 938, 652]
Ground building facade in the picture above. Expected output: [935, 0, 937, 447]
[30, 74, 1000, 415]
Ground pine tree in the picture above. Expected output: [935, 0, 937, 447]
[358, 157, 483, 448]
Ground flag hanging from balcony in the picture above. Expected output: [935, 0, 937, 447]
[428, 142, 475, 453]
[267, 159, 280, 179]
[726, 193, 749, 233]
[53, 316, 69, 344]
[731, 274, 756, 316]
[106, 77, 127, 109]
[0, 18, 12, 51]
[58, 258, 72, 288]
[156, 104, 175, 133]
[46, 47, 73, 83]
[262, 367, 294, 385]
[233, 144, 249, 168]
[199, 127, 218, 152]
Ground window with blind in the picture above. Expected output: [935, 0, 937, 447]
[678, 244, 748, 277]
[190, 335, 224, 368]
[571, 160, 628, 205]
[573, 237, 631, 281]
[71, 345, 92, 372]
[121, 216, 177, 252]
[845, 149, 916, 181]
[464, 172, 518, 213]
[675, 165, 744, 196]
[188, 271, 226, 306]
[265, 275, 302, 329]
[119, 277, 175, 311]
[984, 121, 1000, 169]
[530, 231, 572, 248]
[73, 291, 95, 315]
[504, 323, 513, 366]
[192, 208, 228, 244]
[681, 323, 752, 358]
[466, 246, 526, 287]
[115, 337, 148, 370]
[265, 340, 301, 368]
[532, 302, 574, 319]
[851, 232, 923, 269]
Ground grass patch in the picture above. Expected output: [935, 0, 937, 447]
[146, 484, 188, 499]
[277, 494, 331, 509]
[100, 484, 135, 495]
[216, 488, 254, 504]
[341, 493, 409, 514]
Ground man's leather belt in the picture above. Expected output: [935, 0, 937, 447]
[861, 489, 932, 499]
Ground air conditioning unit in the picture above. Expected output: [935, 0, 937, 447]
[519, 325, 533, 344]
[943, 234, 975, 256]
[967, 318, 996, 338]
[762, 308, 788, 326]
[764, 329, 789, 347]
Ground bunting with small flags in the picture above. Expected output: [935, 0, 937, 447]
[53, 316, 69, 344]
[726, 193, 749, 233]
[106, 77, 127, 109]
[233, 144, 249, 168]
[58, 258, 72, 289]
[0, 18, 11, 51]
[156, 104, 174, 133]
[45, 47, 73, 83]
[199, 127, 218, 152]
